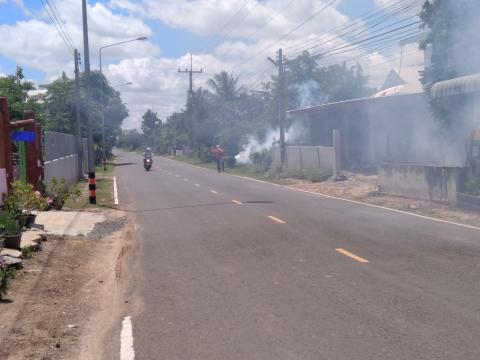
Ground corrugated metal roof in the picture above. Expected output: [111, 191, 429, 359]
[287, 92, 424, 115]
[431, 73, 480, 98]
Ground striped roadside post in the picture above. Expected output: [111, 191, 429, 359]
[88, 172, 96, 204]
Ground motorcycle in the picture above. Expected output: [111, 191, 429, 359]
[143, 157, 153, 171]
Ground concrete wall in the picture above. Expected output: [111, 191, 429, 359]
[44, 154, 79, 185]
[272, 145, 335, 173]
[379, 163, 461, 204]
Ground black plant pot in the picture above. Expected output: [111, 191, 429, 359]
[3, 233, 22, 250]
[25, 214, 36, 229]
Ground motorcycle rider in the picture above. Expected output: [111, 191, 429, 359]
[143, 147, 153, 159]
[143, 147, 153, 170]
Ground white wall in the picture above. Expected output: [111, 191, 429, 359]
[272, 145, 335, 173]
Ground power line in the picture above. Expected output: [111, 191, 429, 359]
[245, 0, 296, 40]
[40, 0, 73, 53]
[233, 0, 338, 70]
[286, 0, 422, 57]
[49, 0, 75, 47]
[311, 21, 422, 58]
[210, 0, 261, 50]
[198, 0, 253, 54]
[287, 0, 423, 56]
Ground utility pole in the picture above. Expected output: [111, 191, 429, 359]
[268, 48, 287, 167]
[82, 0, 96, 205]
[178, 53, 203, 96]
[74, 49, 83, 179]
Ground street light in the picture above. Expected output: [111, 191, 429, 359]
[99, 37, 147, 170]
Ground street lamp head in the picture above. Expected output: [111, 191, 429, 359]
[137, 36, 148, 41]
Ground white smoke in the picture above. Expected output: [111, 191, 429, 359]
[236, 80, 321, 165]
[235, 122, 309, 164]
[235, 129, 279, 165]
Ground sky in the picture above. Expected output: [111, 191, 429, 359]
[0, 0, 425, 129]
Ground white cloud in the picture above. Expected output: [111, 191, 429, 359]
[13, 0, 32, 16]
[0, 0, 425, 129]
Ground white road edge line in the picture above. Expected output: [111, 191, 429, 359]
[163, 157, 480, 231]
[230, 174, 480, 231]
[113, 176, 119, 205]
[195, 184, 201, 187]
[120, 316, 135, 360]
[210, 190, 218, 194]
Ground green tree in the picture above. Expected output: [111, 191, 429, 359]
[420, 0, 480, 128]
[207, 71, 245, 101]
[0, 67, 40, 121]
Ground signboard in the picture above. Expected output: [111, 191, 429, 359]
[12, 130, 35, 143]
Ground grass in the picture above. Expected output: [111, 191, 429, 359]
[172, 156, 331, 184]
[63, 161, 115, 210]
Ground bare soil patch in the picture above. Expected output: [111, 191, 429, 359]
[288, 172, 480, 227]
[0, 209, 131, 360]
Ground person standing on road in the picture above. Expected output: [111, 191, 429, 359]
[212, 145, 225, 173]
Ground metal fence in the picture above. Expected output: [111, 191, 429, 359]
[43, 131, 87, 184]
[43, 132, 76, 161]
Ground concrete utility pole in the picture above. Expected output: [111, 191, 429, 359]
[178, 53, 203, 96]
[82, 0, 96, 205]
[268, 48, 287, 167]
[99, 37, 147, 171]
[74, 49, 83, 179]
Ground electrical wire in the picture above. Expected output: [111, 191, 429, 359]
[48, 0, 75, 47]
[198, 0, 253, 54]
[233, 0, 338, 70]
[40, 0, 74, 53]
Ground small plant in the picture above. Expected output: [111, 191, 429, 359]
[44, 177, 80, 210]
[0, 255, 16, 299]
[0, 211, 20, 235]
[4, 181, 47, 224]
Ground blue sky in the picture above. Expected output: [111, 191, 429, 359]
[0, 0, 377, 81]
[0, 0, 423, 128]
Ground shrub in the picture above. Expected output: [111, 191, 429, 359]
[0, 211, 20, 235]
[250, 149, 272, 171]
[305, 168, 331, 183]
[43, 177, 81, 210]
[0, 255, 16, 299]
[465, 177, 480, 196]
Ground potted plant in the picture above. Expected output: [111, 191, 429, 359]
[4, 181, 47, 228]
[0, 212, 22, 250]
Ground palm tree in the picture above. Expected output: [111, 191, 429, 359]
[207, 71, 245, 101]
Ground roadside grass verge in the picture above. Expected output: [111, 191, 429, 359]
[64, 162, 115, 210]
[171, 156, 331, 184]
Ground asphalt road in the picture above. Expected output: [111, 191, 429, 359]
[114, 151, 480, 360]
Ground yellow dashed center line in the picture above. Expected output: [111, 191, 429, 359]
[335, 248, 369, 263]
[232, 200, 243, 205]
[268, 215, 286, 224]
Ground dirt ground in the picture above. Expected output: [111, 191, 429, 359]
[0, 209, 132, 360]
[288, 172, 480, 228]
